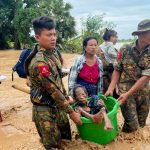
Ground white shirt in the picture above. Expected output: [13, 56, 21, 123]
[99, 42, 118, 64]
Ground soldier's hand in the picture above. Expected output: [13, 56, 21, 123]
[105, 89, 113, 97]
[117, 93, 129, 105]
[69, 111, 82, 125]
[68, 96, 75, 104]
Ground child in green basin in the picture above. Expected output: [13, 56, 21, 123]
[73, 84, 113, 130]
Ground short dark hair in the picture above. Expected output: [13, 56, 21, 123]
[32, 16, 56, 35]
[103, 28, 117, 41]
[73, 84, 88, 99]
[83, 36, 98, 48]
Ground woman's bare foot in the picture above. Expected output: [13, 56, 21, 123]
[104, 119, 113, 130]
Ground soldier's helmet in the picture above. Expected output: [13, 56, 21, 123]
[132, 19, 150, 36]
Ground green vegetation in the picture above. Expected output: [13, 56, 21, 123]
[0, 1, 115, 53]
[0, 0, 76, 50]
[62, 14, 116, 53]
[118, 38, 135, 44]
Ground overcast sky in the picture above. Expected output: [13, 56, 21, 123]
[64, 0, 150, 39]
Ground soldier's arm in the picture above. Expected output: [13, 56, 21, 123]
[118, 49, 150, 104]
[32, 62, 73, 114]
[126, 75, 150, 97]
[126, 55, 150, 96]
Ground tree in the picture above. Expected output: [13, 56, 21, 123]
[81, 14, 116, 43]
[0, 0, 15, 49]
[0, 0, 76, 50]
[0, 0, 39, 49]
[62, 14, 116, 53]
[39, 0, 76, 43]
[13, 0, 39, 49]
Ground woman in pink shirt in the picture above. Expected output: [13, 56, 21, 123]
[69, 37, 103, 97]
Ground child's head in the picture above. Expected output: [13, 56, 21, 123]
[73, 84, 88, 103]
[32, 16, 56, 50]
[103, 28, 118, 44]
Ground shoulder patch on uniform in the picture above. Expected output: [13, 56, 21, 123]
[38, 65, 51, 77]
[117, 45, 129, 60]
[117, 51, 121, 61]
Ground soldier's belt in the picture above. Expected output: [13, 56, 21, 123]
[31, 88, 55, 106]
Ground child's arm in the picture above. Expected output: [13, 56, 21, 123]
[77, 107, 94, 120]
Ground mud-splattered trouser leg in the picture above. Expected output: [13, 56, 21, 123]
[32, 105, 71, 149]
[121, 91, 149, 133]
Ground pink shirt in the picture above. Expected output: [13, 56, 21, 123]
[79, 61, 99, 84]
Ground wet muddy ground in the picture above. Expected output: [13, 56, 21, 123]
[0, 50, 150, 150]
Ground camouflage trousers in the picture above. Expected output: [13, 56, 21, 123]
[120, 89, 150, 133]
[32, 105, 71, 149]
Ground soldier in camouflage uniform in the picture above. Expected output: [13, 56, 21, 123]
[105, 19, 150, 133]
[25, 16, 82, 150]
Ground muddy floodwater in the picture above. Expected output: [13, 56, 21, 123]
[0, 50, 150, 150]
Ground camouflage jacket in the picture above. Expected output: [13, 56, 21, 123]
[114, 41, 150, 94]
[28, 45, 73, 114]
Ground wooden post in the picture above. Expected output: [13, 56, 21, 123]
[12, 85, 30, 94]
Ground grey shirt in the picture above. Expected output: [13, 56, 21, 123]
[99, 42, 118, 64]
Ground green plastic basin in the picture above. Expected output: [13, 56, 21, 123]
[76, 93, 119, 145]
